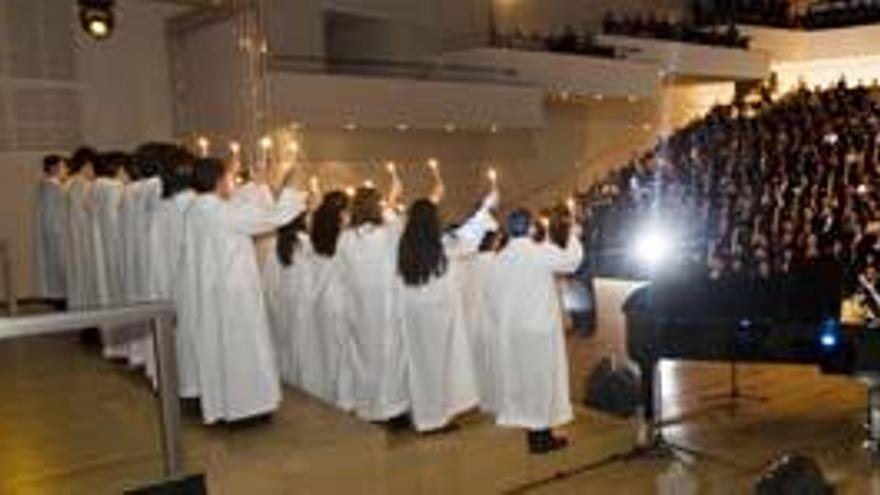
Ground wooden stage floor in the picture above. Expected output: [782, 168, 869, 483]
[3, 281, 880, 494]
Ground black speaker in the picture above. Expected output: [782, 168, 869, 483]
[583, 356, 642, 418]
[126, 474, 207, 495]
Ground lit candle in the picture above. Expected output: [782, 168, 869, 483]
[258, 136, 273, 171]
[427, 158, 439, 172]
[386, 161, 396, 175]
[229, 141, 241, 157]
[197, 136, 209, 158]
[566, 196, 576, 213]
[539, 215, 550, 228]
[287, 140, 300, 155]
[487, 167, 498, 185]
[363, 179, 375, 189]
[345, 186, 356, 198]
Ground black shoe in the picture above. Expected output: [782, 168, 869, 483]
[528, 430, 569, 454]
[385, 412, 413, 432]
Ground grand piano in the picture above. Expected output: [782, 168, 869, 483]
[623, 259, 880, 453]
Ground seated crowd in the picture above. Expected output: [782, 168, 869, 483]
[733, 0, 880, 30]
[580, 78, 880, 307]
[602, 12, 750, 49]
[492, 27, 617, 58]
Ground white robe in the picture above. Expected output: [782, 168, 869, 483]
[261, 234, 312, 388]
[337, 215, 408, 421]
[300, 252, 353, 407]
[179, 188, 304, 424]
[149, 190, 198, 397]
[459, 251, 498, 413]
[33, 177, 67, 299]
[65, 176, 97, 310]
[398, 207, 495, 431]
[490, 236, 583, 430]
[127, 178, 162, 372]
[91, 177, 127, 358]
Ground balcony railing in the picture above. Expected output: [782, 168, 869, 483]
[268, 54, 525, 86]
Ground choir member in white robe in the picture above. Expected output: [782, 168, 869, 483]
[179, 158, 305, 424]
[91, 153, 129, 358]
[396, 187, 497, 432]
[65, 148, 99, 311]
[33, 155, 68, 303]
[459, 231, 502, 413]
[490, 208, 583, 454]
[336, 182, 409, 423]
[299, 191, 353, 407]
[126, 152, 164, 374]
[266, 214, 313, 387]
[236, 179, 277, 269]
[147, 149, 200, 397]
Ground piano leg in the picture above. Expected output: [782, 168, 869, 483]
[636, 357, 657, 448]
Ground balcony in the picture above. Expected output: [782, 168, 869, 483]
[267, 55, 545, 130]
[596, 34, 771, 81]
[440, 48, 661, 99]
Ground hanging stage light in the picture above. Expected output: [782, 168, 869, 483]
[78, 0, 116, 41]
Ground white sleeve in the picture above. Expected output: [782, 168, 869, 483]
[228, 188, 306, 236]
[540, 234, 583, 274]
[445, 194, 498, 257]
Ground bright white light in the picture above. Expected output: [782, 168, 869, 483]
[634, 227, 672, 268]
[820, 332, 838, 348]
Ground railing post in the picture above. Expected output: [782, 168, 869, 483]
[152, 314, 183, 478]
[2, 240, 17, 316]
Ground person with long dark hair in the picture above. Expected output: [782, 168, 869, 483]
[396, 166, 499, 432]
[336, 165, 409, 423]
[264, 212, 312, 388]
[489, 208, 583, 454]
[177, 157, 306, 424]
[298, 191, 353, 408]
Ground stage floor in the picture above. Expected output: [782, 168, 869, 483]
[2, 282, 880, 493]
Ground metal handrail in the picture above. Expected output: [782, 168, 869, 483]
[0, 239, 16, 316]
[0, 301, 182, 478]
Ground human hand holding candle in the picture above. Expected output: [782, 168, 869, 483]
[428, 158, 445, 203]
[197, 136, 209, 158]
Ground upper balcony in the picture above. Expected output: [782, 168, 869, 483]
[440, 48, 661, 99]
[595, 34, 771, 81]
[266, 55, 545, 131]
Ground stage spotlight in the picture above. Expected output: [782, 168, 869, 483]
[633, 226, 672, 269]
[819, 318, 840, 350]
[79, 0, 116, 41]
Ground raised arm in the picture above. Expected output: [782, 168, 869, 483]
[446, 188, 500, 256]
[540, 226, 584, 274]
[228, 186, 307, 236]
[386, 162, 403, 210]
[428, 159, 445, 204]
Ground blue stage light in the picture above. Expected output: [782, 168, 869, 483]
[820, 332, 838, 348]
[819, 318, 840, 350]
